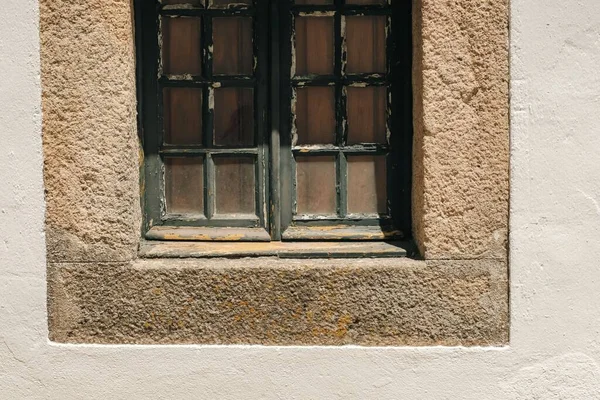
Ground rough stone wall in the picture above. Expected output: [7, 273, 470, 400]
[413, 0, 510, 259]
[48, 258, 507, 345]
[41, 0, 510, 345]
[41, 0, 141, 263]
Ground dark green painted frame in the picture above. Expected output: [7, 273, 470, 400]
[138, 0, 270, 237]
[136, 0, 412, 242]
[278, 0, 412, 240]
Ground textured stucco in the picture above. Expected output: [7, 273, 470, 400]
[40, 0, 510, 345]
[48, 258, 507, 345]
[413, 0, 510, 259]
[41, 0, 141, 263]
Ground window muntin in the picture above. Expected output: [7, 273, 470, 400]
[140, 0, 411, 243]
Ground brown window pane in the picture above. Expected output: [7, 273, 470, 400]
[214, 157, 256, 215]
[346, 0, 386, 4]
[295, 0, 333, 5]
[347, 86, 387, 144]
[165, 157, 204, 215]
[295, 17, 334, 76]
[214, 88, 254, 146]
[213, 17, 253, 75]
[162, 0, 204, 6]
[295, 86, 335, 145]
[296, 156, 337, 214]
[211, 0, 251, 7]
[163, 87, 203, 145]
[347, 155, 387, 214]
[161, 17, 202, 75]
[346, 16, 386, 74]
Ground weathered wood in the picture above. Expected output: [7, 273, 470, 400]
[146, 226, 271, 242]
[281, 224, 403, 241]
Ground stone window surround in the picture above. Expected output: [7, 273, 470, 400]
[42, 0, 509, 346]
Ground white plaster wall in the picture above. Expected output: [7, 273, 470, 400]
[1, 0, 600, 398]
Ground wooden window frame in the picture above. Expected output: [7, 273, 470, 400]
[137, 0, 413, 249]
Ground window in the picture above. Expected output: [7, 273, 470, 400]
[138, 0, 412, 246]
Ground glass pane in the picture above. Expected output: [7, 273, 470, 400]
[296, 0, 332, 4]
[346, 16, 386, 74]
[347, 86, 387, 144]
[296, 156, 336, 214]
[214, 88, 254, 146]
[347, 155, 387, 214]
[214, 157, 256, 215]
[162, 0, 204, 5]
[163, 87, 203, 145]
[162, 17, 202, 75]
[295, 87, 335, 145]
[295, 17, 334, 75]
[165, 157, 204, 215]
[213, 17, 253, 75]
[211, 0, 251, 7]
[346, 0, 387, 4]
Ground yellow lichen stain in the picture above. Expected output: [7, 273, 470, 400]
[335, 314, 353, 338]
[309, 314, 353, 339]
[151, 287, 163, 296]
[305, 310, 314, 323]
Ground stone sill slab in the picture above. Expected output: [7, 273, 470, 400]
[140, 240, 414, 259]
[48, 258, 508, 346]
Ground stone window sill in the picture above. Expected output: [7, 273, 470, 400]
[140, 240, 415, 259]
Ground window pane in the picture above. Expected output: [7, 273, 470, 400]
[346, 16, 386, 74]
[295, 17, 334, 76]
[213, 17, 253, 75]
[295, 87, 336, 145]
[347, 86, 387, 144]
[211, 0, 251, 7]
[165, 157, 204, 215]
[295, 0, 332, 4]
[296, 156, 336, 214]
[214, 88, 254, 146]
[162, 0, 204, 5]
[163, 87, 203, 145]
[346, 0, 386, 4]
[162, 17, 202, 75]
[214, 157, 256, 215]
[347, 155, 387, 214]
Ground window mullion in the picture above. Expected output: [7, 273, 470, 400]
[334, 0, 347, 219]
[269, 0, 282, 240]
[337, 150, 348, 218]
[204, 153, 216, 219]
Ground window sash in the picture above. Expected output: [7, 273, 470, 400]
[138, 0, 412, 242]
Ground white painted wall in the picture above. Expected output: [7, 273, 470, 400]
[1, 0, 600, 398]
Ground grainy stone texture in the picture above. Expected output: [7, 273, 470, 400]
[412, 0, 510, 259]
[41, 0, 510, 345]
[48, 258, 508, 346]
[41, 0, 141, 262]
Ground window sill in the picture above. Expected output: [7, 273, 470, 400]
[139, 240, 414, 259]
